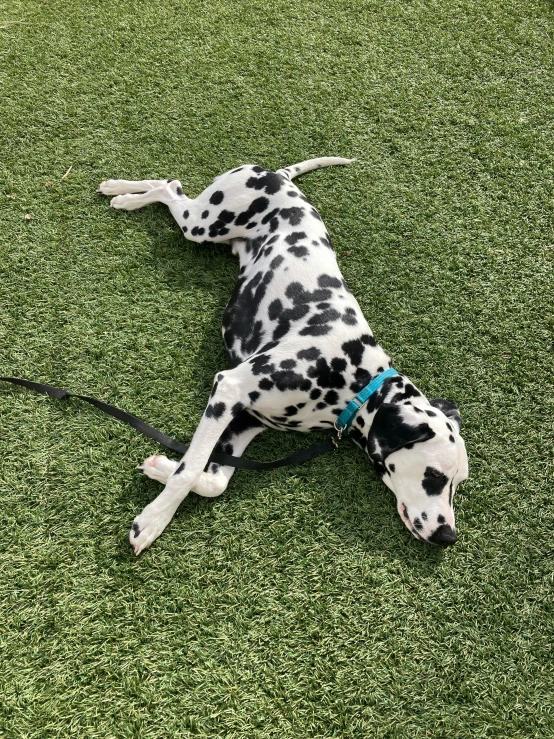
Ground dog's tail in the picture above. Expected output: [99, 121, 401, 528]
[276, 157, 355, 180]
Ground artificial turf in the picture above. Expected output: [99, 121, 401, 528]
[1, 0, 553, 736]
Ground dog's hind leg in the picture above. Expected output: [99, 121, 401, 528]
[139, 410, 266, 497]
[100, 180, 187, 212]
[97, 179, 173, 195]
[98, 178, 227, 244]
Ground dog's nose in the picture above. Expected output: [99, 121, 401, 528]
[429, 524, 457, 546]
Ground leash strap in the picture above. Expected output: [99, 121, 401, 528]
[0, 377, 338, 470]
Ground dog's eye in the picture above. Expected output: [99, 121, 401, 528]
[428, 468, 443, 478]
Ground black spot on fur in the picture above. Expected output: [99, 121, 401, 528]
[272, 304, 310, 341]
[245, 170, 283, 195]
[288, 246, 309, 258]
[175, 462, 186, 475]
[268, 299, 283, 321]
[285, 282, 332, 305]
[285, 231, 307, 245]
[280, 207, 305, 225]
[324, 390, 339, 405]
[206, 402, 226, 420]
[392, 383, 422, 403]
[249, 391, 260, 403]
[299, 324, 331, 336]
[307, 357, 346, 389]
[262, 208, 280, 224]
[219, 209, 236, 223]
[202, 210, 209, 219]
[342, 339, 366, 366]
[422, 467, 449, 496]
[210, 191, 224, 205]
[350, 367, 372, 394]
[249, 354, 275, 375]
[298, 347, 320, 361]
[271, 369, 312, 392]
[235, 196, 270, 226]
[318, 274, 342, 289]
[308, 309, 341, 325]
[342, 308, 358, 325]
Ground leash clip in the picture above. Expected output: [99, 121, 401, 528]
[334, 419, 346, 441]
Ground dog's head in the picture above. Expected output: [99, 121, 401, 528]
[366, 399, 468, 545]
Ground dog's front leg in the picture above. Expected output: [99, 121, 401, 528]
[130, 369, 248, 555]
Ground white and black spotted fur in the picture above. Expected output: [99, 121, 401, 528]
[98, 158, 468, 555]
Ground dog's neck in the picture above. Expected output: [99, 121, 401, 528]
[345, 372, 428, 471]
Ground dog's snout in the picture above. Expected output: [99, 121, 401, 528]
[428, 524, 457, 546]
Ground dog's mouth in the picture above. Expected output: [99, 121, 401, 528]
[400, 503, 424, 541]
[400, 502, 456, 545]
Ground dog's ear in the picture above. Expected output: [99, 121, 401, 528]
[428, 398, 462, 431]
[367, 403, 436, 464]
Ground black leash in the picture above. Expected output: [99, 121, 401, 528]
[0, 377, 338, 470]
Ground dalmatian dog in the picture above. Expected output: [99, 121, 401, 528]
[98, 157, 468, 555]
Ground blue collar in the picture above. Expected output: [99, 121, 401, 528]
[335, 367, 399, 437]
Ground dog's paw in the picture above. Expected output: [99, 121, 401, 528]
[108, 194, 134, 209]
[96, 180, 136, 195]
[97, 179, 127, 195]
[137, 455, 179, 484]
[130, 503, 175, 555]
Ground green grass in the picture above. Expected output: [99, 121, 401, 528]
[1, 0, 553, 736]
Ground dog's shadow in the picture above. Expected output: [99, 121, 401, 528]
[125, 205, 447, 573]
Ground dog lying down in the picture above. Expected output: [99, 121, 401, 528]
[98, 157, 468, 555]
